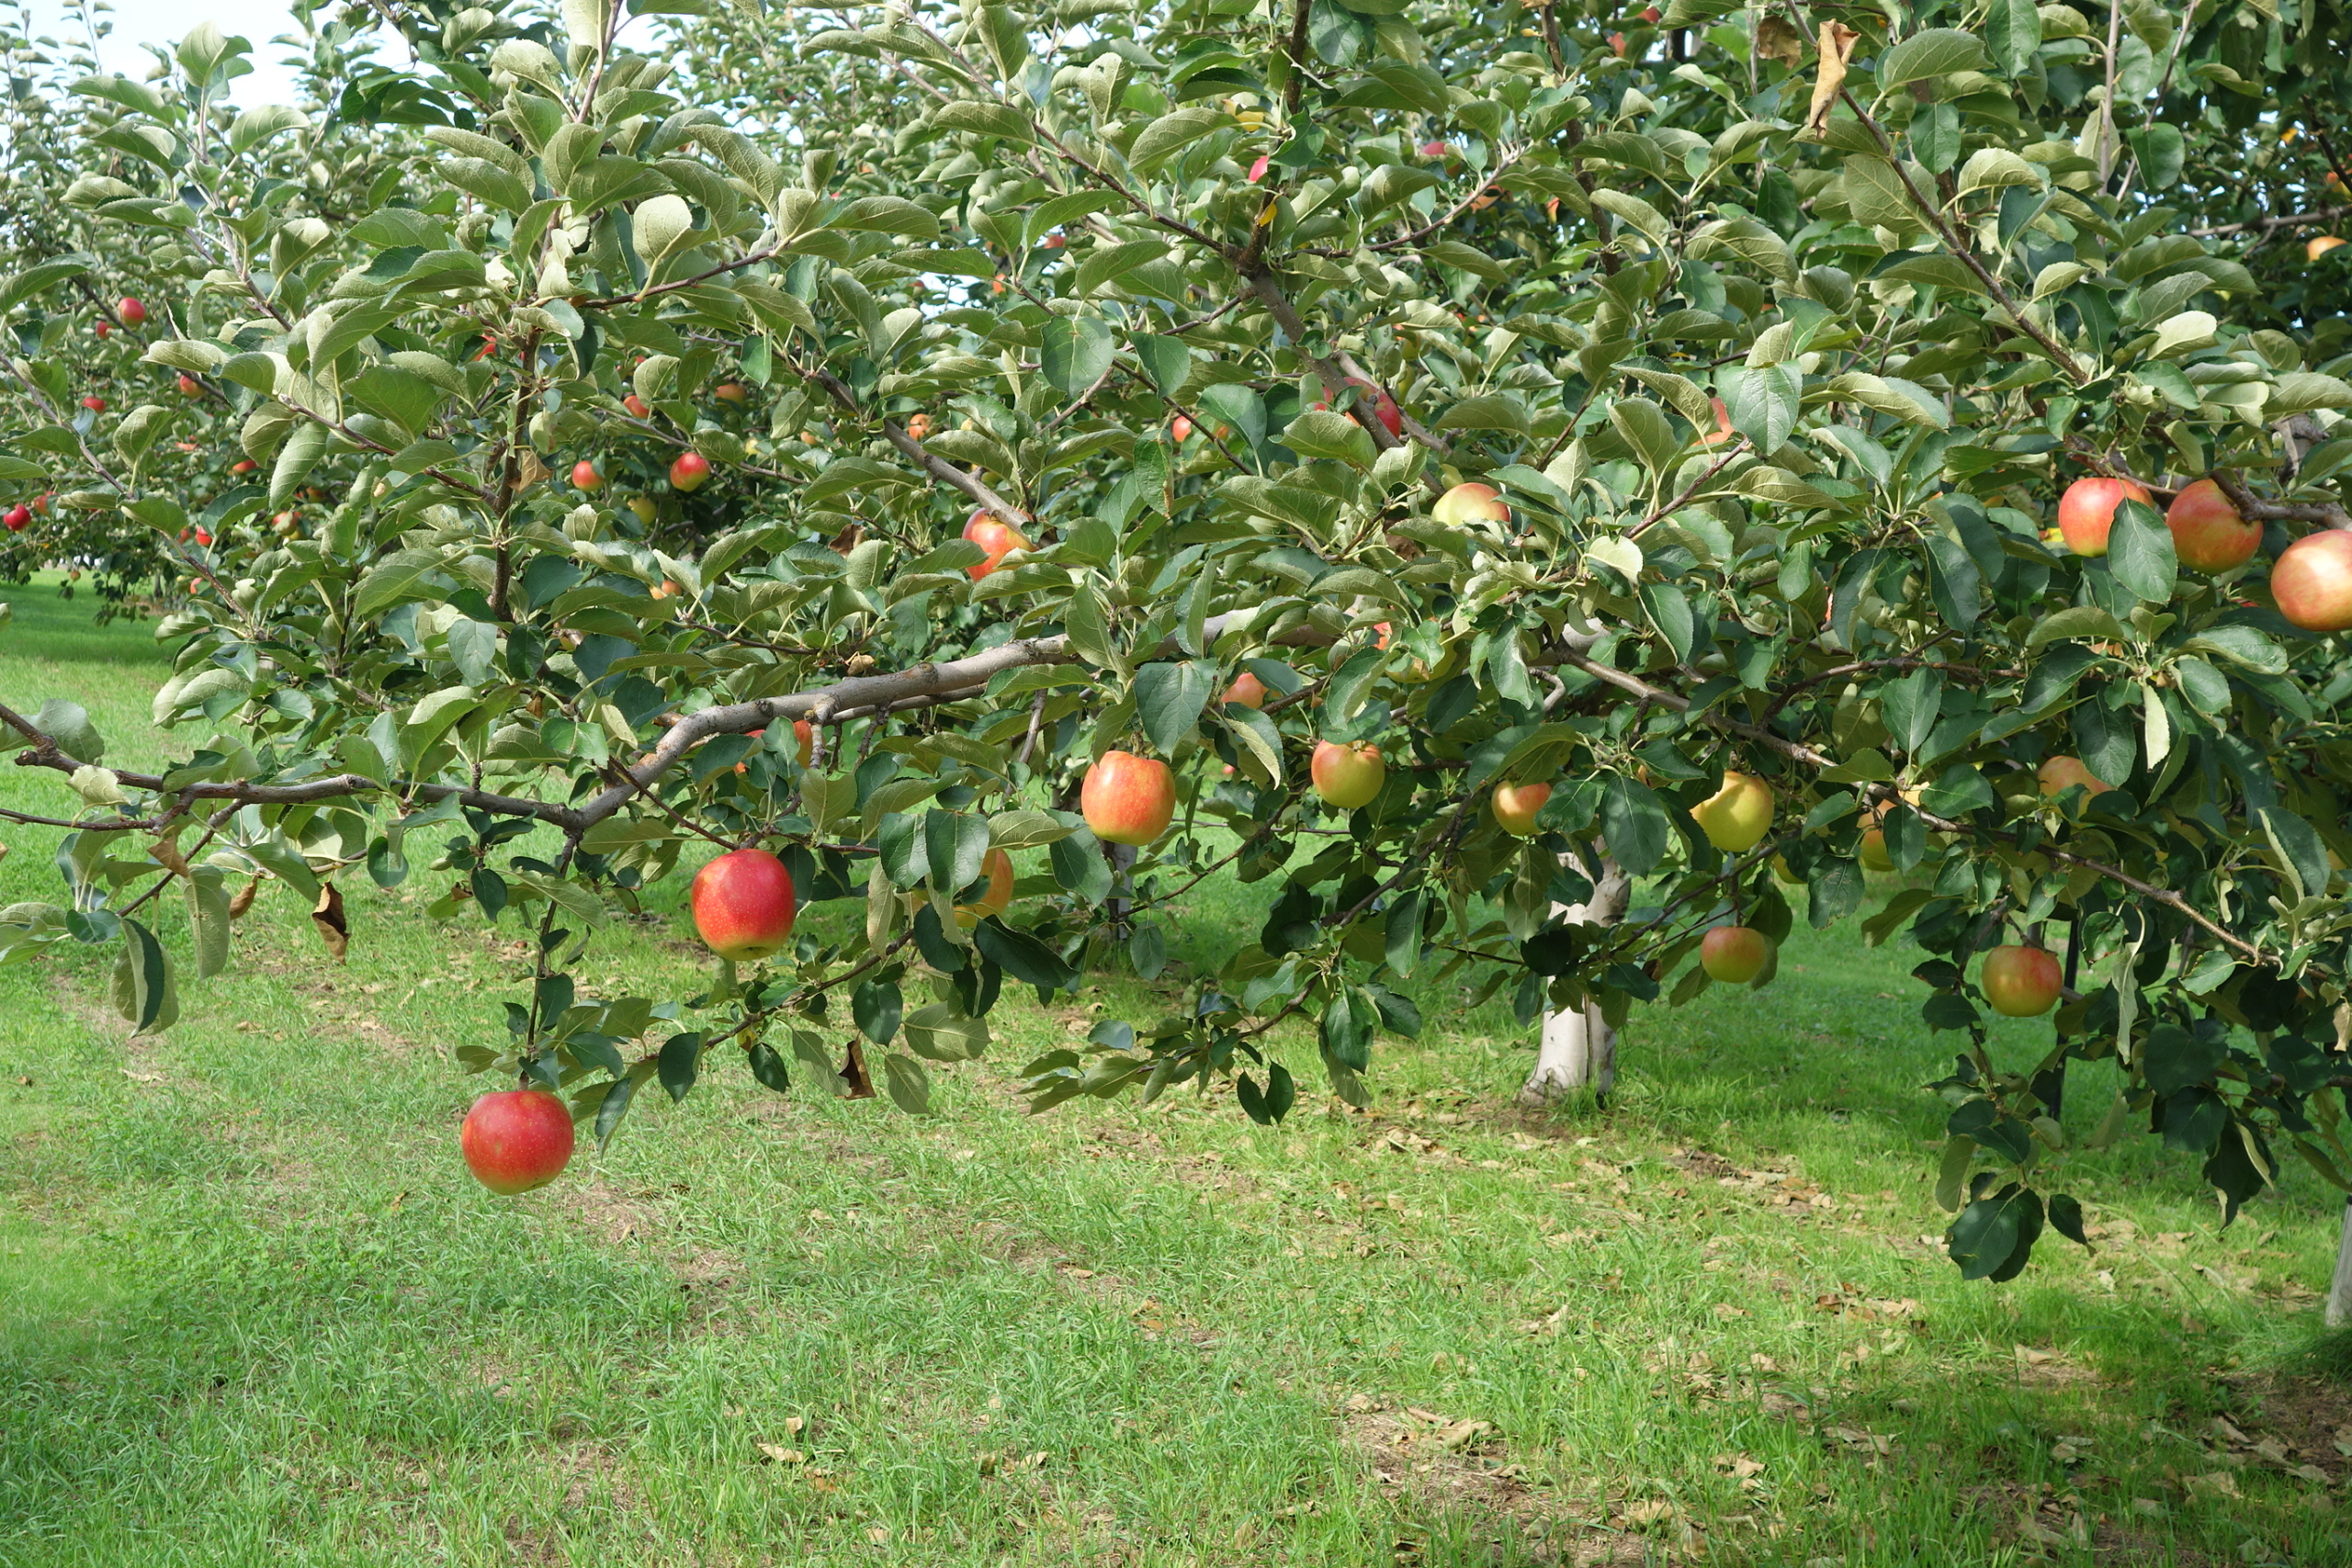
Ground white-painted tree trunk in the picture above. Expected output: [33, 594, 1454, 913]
[2327, 1195, 2352, 1329]
[1519, 852, 1631, 1105]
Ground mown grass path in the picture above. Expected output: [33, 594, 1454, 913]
[3, 576, 2346, 1566]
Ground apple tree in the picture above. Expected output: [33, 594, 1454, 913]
[6, 0, 2352, 1297]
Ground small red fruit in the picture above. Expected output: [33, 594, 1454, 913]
[3, 504, 28, 533]
[2270, 529, 2352, 633]
[792, 718, 814, 765]
[1248, 154, 1270, 183]
[459, 1089, 575, 1194]
[571, 459, 602, 491]
[93, 320, 109, 338]
[1310, 739, 1385, 810]
[624, 394, 651, 418]
[231, 459, 258, 475]
[1223, 671, 1268, 709]
[82, 395, 107, 412]
[2165, 478, 2260, 573]
[176, 374, 200, 396]
[1170, 414, 1194, 444]
[963, 509, 1032, 581]
[669, 451, 712, 491]
[118, 297, 147, 325]
[2055, 476, 2153, 558]
[690, 848, 797, 961]
[1492, 782, 1551, 837]
[713, 381, 749, 404]
[1700, 926, 1772, 984]
[1981, 945, 2063, 1018]
[1081, 750, 1177, 846]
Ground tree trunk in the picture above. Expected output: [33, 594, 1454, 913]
[2328, 1194, 2352, 1329]
[1519, 851, 1632, 1106]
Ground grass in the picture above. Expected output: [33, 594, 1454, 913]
[3, 570, 2349, 1566]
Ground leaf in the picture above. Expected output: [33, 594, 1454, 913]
[1599, 773, 1669, 874]
[187, 865, 231, 979]
[658, 1031, 704, 1101]
[748, 1039, 793, 1094]
[902, 1002, 989, 1062]
[311, 883, 349, 963]
[2258, 807, 2329, 903]
[1135, 660, 1216, 752]
[1235, 1062, 1296, 1125]
[971, 918, 1079, 991]
[1876, 28, 1989, 88]
[853, 978, 904, 1044]
[1717, 364, 1801, 451]
[114, 917, 176, 1033]
[923, 809, 989, 897]
[882, 1052, 933, 1113]
[1282, 409, 1377, 467]
[35, 699, 104, 763]
[1126, 107, 1226, 175]
[1984, 0, 2042, 76]
[2107, 499, 2176, 604]
[1038, 315, 1116, 397]
[352, 548, 449, 618]
[1433, 394, 1528, 435]
[2025, 605, 2127, 649]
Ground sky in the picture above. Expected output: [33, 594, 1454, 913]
[28, 0, 335, 106]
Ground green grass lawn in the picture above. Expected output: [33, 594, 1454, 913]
[3, 572, 2348, 1567]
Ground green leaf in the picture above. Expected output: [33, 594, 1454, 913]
[882, 1051, 933, 1113]
[352, 548, 449, 618]
[923, 809, 989, 897]
[2025, 605, 2127, 649]
[1038, 315, 1117, 398]
[902, 1002, 989, 1062]
[186, 865, 231, 979]
[1876, 28, 1989, 89]
[2107, 499, 2176, 604]
[1717, 364, 1801, 451]
[1135, 660, 1216, 752]
[2258, 807, 2329, 903]
[1236, 1062, 1296, 1124]
[1599, 773, 1669, 874]
[658, 1032, 704, 1102]
[1126, 107, 1226, 174]
[1433, 394, 1527, 435]
[1985, 0, 2042, 76]
[748, 1039, 793, 1094]
[971, 917, 1079, 991]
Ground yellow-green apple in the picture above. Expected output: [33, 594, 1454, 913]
[1492, 782, 1551, 836]
[1859, 829, 1894, 872]
[2269, 529, 2352, 632]
[1082, 750, 1176, 845]
[628, 496, 657, 525]
[2055, 476, 2152, 558]
[963, 509, 1032, 581]
[459, 1089, 575, 1194]
[669, 450, 711, 491]
[1311, 740, 1385, 809]
[2165, 479, 2260, 572]
[1700, 925, 1772, 984]
[1433, 482, 1510, 528]
[689, 847, 797, 960]
[1691, 772, 1772, 852]
[1981, 944, 2063, 1016]
[2309, 235, 2346, 261]
[1223, 671, 1268, 709]
[955, 847, 1016, 927]
[2037, 755, 2112, 799]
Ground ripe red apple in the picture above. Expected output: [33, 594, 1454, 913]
[2270, 529, 2352, 632]
[93, 320, 109, 337]
[1492, 781, 1551, 837]
[1045, 232, 1067, 249]
[571, 459, 602, 490]
[1640, 4, 1661, 20]
[81, 395, 107, 412]
[1247, 154, 1270, 183]
[1981, 944, 2063, 1017]
[624, 393, 651, 418]
[1223, 671, 1268, 709]
[1610, 30, 1628, 54]
[176, 373, 200, 396]
[955, 847, 1016, 927]
[713, 382, 749, 404]
[1433, 481, 1510, 528]
[963, 510, 1032, 581]
[194, 528, 212, 547]
[690, 847, 797, 961]
[792, 718, 813, 764]
[2164, 479, 2259, 572]
[231, 458, 257, 475]
[1418, 140, 1451, 159]
[118, 296, 146, 325]
[2037, 755, 2111, 799]
[1082, 750, 1176, 845]
[2055, 476, 2152, 558]
[3, 504, 28, 533]
[1700, 925, 1771, 984]
[459, 1089, 575, 1194]
[1170, 414, 1194, 444]
[1311, 739, 1385, 810]
[669, 450, 711, 491]
[1691, 772, 1772, 852]
[905, 412, 933, 440]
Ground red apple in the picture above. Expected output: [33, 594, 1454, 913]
[690, 847, 797, 961]
[1247, 154, 1270, 183]
[2055, 476, 2153, 558]
[193, 529, 212, 547]
[713, 382, 749, 404]
[955, 846, 1016, 927]
[93, 320, 109, 337]
[1170, 414, 1194, 444]
[2165, 478, 2259, 573]
[1691, 772, 1772, 852]
[1418, 140, 1451, 159]
[2270, 529, 2352, 632]
[1045, 232, 1067, 249]
[459, 1089, 575, 1194]
[118, 296, 146, 325]
[963, 510, 1032, 581]
[624, 393, 651, 418]
[231, 459, 257, 475]
[2037, 755, 2111, 799]
[1082, 750, 1176, 846]
[571, 459, 602, 490]
[669, 450, 711, 491]
[1343, 378, 1403, 438]
[1223, 671, 1268, 709]
[1695, 396, 1736, 447]
[1640, 5, 1661, 20]
[81, 395, 107, 412]
[1981, 944, 2063, 1017]
[1311, 739, 1385, 810]
[792, 718, 814, 765]
[1432, 481, 1510, 528]
[1700, 925, 1771, 984]
[176, 373, 200, 396]
[1610, 30, 1628, 54]
[3, 504, 28, 533]
[1492, 781, 1551, 836]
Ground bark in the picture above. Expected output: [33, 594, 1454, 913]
[1519, 849, 1631, 1105]
[2328, 1193, 2352, 1330]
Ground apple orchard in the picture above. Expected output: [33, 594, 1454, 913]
[5, 0, 2352, 1293]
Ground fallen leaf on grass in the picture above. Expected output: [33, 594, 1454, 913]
[755, 1444, 807, 1464]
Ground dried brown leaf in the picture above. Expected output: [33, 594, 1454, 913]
[312, 883, 349, 962]
[1805, 23, 1862, 139]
